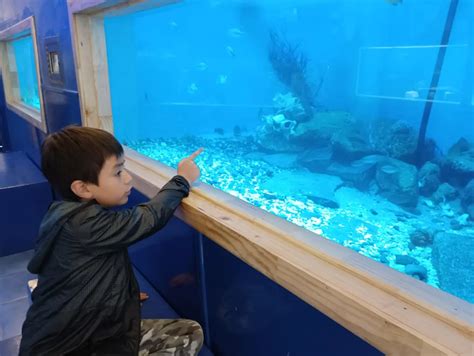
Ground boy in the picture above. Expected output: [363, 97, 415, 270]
[19, 126, 204, 355]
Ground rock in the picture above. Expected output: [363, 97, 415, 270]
[409, 229, 433, 247]
[331, 130, 373, 162]
[326, 162, 375, 191]
[325, 155, 385, 191]
[369, 119, 418, 162]
[291, 111, 357, 147]
[461, 179, 474, 207]
[450, 219, 462, 230]
[441, 138, 474, 187]
[261, 170, 343, 209]
[255, 127, 301, 153]
[432, 232, 474, 303]
[297, 147, 333, 172]
[375, 158, 419, 207]
[395, 255, 419, 265]
[418, 162, 441, 196]
[405, 264, 428, 281]
[432, 183, 458, 204]
[466, 204, 474, 221]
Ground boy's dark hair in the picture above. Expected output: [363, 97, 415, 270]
[41, 126, 124, 201]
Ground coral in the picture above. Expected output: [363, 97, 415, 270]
[262, 114, 297, 137]
[272, 92, 305, 121]
[268, 30, 315, 121]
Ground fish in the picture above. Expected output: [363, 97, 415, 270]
[228, 27, 245, 38]
[214, 127, 224, 135]
[196, 62, 208, 71]
[380, 165, 398, 174]
[386, 0, 402, 5]
[217, 75, 228, 84]
[404, 90, 420, 99]
[187, 83, 198, 94]
[226, 45, 235, 57]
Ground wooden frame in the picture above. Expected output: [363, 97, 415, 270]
[0, 17, 47, 132]
[68, 1, 474, 355]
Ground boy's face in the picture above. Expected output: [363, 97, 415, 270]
[87, 155, 133, 207]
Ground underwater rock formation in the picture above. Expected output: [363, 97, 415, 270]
[325, 155, 385, 191]
[431, 183, 458, 204]
[268, 30, 316, 122]
[441, 138, 474, 187]
[272, 92, 306, 123]
[297, 146, 334, 172]
[395, 254, 420, 266]
[375, 158, 419, 207]
[291, 111, 361, 147]
[255, 113, 300, 152]
[330, 130, 373, 162]
[405, 264, 428, 281]
[418, 162, 441, 196]
[432, 232, 474, 303]
[461, 179, 474, 220]
[409, 229, 433, 247]
[369, 119, 418, 162]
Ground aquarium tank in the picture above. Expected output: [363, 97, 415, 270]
[104, 0, 474, 303]
[9, 35, 40, 109]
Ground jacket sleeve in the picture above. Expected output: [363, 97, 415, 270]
[80, 175, 190, 251]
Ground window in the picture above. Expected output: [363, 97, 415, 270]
[0, 17, 46, 132]
[104, 1, 473, 304]
[70, 1, 473, 354]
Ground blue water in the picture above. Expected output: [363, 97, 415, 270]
[104, 0, 474, 303]
[11, 35, 40, 110]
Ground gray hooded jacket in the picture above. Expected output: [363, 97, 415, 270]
[19, 175, 190, 355]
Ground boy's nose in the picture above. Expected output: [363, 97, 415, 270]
[124, 170, 133, 185]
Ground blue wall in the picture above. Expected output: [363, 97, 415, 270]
[0, 0, 82, 164]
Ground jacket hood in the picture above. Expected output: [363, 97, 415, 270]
[28, 200, 92, 274]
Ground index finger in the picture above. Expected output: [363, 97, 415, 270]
[188, 147, 204, 160]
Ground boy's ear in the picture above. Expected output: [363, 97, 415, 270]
[70, 180, 94, 200]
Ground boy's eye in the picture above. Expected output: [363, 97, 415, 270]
[116, 170, 122, 176]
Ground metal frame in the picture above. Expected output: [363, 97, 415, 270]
[0, 16, 47, 133]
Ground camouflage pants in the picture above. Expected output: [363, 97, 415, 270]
[138, 319, 203, 356]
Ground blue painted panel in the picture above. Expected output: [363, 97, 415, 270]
[42, 88, 82, 133]
[4, 116, 42, 166]
[0, 69, 10, 151]
[127, 191, 205, 327]
[203, 237, 382, 356]
[0, 0, 81, 163]
[0, 151, 46, 187]
[0, 152, 52, 256]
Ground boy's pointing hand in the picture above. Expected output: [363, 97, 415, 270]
[177, 148, 203, 185]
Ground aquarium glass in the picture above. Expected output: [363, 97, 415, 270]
[8, 35, 40, 110]
[104, 0, 474, 303]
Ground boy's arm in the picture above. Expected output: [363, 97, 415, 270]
[80, 175, 190, 250]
